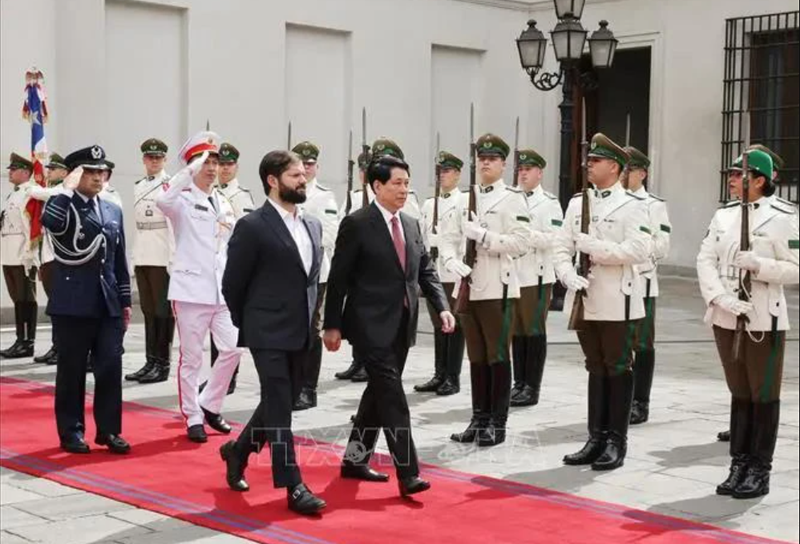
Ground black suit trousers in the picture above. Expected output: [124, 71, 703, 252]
[346, 310, 419, 479]
[52, 315, 124, 440]
[235, 348, 304, 489]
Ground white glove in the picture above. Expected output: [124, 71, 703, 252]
[186, 151, 209, 177]
[713, 294, 754, 317]
[576, 233, 604, 256]
[734, 251, 762, 273]
[63, 166, 83, 191]
[427, 233, 441, 248]
[21, 254, 37, 275]
[529, 230, 551, 250]
[562, 270, 590, 292]
[464, 212, 487, 242]
[445, 259, 472, 278]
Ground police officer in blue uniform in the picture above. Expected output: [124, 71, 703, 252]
[42, 145, 132, 455]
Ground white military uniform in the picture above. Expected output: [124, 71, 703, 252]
[299, 178, 338, 283]
[516, 185, 563, 288]
[29, 182, 67, 266]
[343, 184, 422, 220]
[133, 171, 173, 267]
[217, 178, 256, 221]
[440, 180, 530, 301]
[697, 196, 799, 332]
[99, 183, 123, 210]
[421, 188, 467, 283]
[553, 182, 653, 321]
[1, 181, 35, 267]
[156, 167, 241, 428]
[633, 187, 671, 298]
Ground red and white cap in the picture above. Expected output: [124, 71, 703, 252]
[177, 131, 221, 166]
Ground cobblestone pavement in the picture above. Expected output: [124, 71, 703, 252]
[1, 277, 798, 543]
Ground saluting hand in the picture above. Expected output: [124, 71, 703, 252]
[323, 329, 342, 352]
[63, 166, 83, 191]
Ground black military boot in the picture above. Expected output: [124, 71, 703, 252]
[510, 336, 527, 401]
[716, 398, 752, 496]
[34, 345, 58, 364]
[564, 373, 609, 466]
[734, 400, 780, 499]
[415, 329, 447, 393]
[1, 304, 31, 359]
[718, 430, 731, 442]
[479, 361, 512, 447]
[451, 364, 490, 443]
[512, 335, 547, 407]
[630, 350, 655, 425]
[592, 371, 634, 471]
[139, 358, 170, 384]
[125, 316, 157, 381]
[335, 360, 362, 380]
[437, 323, 465, 396]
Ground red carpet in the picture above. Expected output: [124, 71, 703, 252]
[0, 376, 788, 544]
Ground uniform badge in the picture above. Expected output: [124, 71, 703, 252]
[91, 146, 103, 159]
[146, 209, 153, 217]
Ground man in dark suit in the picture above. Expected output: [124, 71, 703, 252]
[324, 155, 455, 498]
[219, 150, 326, 516]
[41, 145, 132, 455]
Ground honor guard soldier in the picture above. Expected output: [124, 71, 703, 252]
[623, 146, 671, 425]
[28, 153, 70, 365]
[511, 149, 563, 407]
[343, 138, 422, 220]
[156, 132, 241, 443]
[41, 145, 132, 454]
[415, 151, 466, 396]
[554, 134, 652, 471]
[98, 161, 123, 209]
[203, 142, 255, 395]
[698, 149, 798, 499]
[1, 153, 38, 359]
[443, 134, 530, 447]
[291, 140, 339, 410]
[718, 144, 786, 444]
[125, 138, 176, 384]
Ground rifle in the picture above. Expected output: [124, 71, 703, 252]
[732, 114, 752, 363]
[567, 98, 591, 331]
[431, 132, 442, 262]
[287, 121, 293, 149]
[345, 130, 354, 215]
[620, 113, 632, 189]
[361, 107, 370, 209]
[454, 104, 477, 314]
[512, 116, 520, 187]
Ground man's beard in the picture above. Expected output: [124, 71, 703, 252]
[279, 181, 307, 204]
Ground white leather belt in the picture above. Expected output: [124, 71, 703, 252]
[136, 221, 168, 230]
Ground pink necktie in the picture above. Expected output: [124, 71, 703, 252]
[391, 216, 406, 271]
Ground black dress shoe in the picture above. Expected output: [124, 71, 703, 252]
[718, 430, 731, 442]
[398, 476, 431, 497]
[202, 407, 232, 434]
[341, 463, 390, 482]
[414, 375, 444, 393]
[60, 436, 91, 454]
[34, 346, 57, 364]
[335, 361, 361, 380]
[288, 483, 327, 515]
[0, 340, 34, 359]
[219, 441, 249, 491]
[293, 389, 318, 411]
[138, 361, 170, 384]
[125, 360, 154, 382]
[436, 377, 460, 396]
[187, 424, 208, 443]
[350, 367, 369, 383]
[95, 434, 131, 454]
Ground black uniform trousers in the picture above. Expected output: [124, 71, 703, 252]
[346, 309, 419, 479]
[52, 314, 124, 440]
[235, 348, 305, 489]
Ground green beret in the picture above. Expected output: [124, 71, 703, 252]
[7, 153, 33, 171]
[140, 138, 168, 156]
[731, 149, 773, 180]
[371, 138, 404, 160]
[517, 149, 546, 169]
[747, 144, 784, 171]
[219, 142, 240, 164]
[437, 151, 463, 170]
[46, 152, 68, 170]
[357, 150, 372, 170]
[476, 133, 510, 159]
[292, 141, 319, 163]
[588, 133, 629, 168]
[624, 146, 650, 169]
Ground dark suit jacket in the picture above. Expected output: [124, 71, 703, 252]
[42, 192, 131, 318]
[222, 202, 323, 352]
[324, 202, 449, 349]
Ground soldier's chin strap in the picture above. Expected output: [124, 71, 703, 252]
[51, 204, 106, 266]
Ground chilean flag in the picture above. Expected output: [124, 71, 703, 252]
[22, 69, 49, 249]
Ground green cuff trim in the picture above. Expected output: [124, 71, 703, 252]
[551, 219, 563, 227]
[660, 224, 671, 233]
[640, 226, 652, 234]
[516, 215, 530, 223]
[325, 209, 338, 215]
[790, 240, 799, 250]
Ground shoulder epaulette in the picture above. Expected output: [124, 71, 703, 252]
[544, 191, 558, 200]
[572, 192, 582, 199]
[135, 177, 147, 185]
[507, 186, 522, 193]
[648, 193, 665, 202]
[771, 201, 797, 215]
[775, 197, 797, 208]
[625, 190, 645, 200]
[316, 183, 330, 192]
[721, 200, 740, 209]
[353, 189, 363, 194]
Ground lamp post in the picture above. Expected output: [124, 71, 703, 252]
[516, 9, 618, 210]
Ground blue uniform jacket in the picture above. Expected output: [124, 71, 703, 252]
[42, 192, 132, 318]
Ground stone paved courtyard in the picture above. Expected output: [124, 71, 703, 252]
[1, 277, 798, 543]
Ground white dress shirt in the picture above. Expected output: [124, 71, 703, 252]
[267, 197, 313, 275]
[374, 199, 406, 244]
